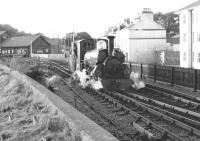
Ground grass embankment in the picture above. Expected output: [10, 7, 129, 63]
[0, 62, 81, 140]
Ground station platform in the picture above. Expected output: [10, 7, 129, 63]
[143, 78, 200, 99]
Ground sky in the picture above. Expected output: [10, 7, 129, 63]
[0, 0, 197, 38]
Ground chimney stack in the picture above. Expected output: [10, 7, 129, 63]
[142, 8, 153, 22]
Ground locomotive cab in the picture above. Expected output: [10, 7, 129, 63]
[72, 39, 95, 71]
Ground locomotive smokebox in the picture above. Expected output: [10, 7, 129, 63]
[107, 35, 115, 56]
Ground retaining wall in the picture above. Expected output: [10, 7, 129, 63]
[0, 65, 118, 141]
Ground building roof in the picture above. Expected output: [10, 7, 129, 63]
[129, 20, 165, 30]
[0, 31, 6, 36]
[43, 36, 60, 46]
[2, 35, 40, 47]
[179, 0, 200, 11]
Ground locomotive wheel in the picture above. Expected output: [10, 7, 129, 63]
[102, 79, 134, 90]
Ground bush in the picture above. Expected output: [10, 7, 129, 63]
[0, 57, 31, 73]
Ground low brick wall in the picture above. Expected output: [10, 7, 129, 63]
[0, 65, 118, 141]
[31, 54, 49, 58]
[48, 54, 65, 59]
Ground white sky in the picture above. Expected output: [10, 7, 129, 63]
[0, 0, 197, 38]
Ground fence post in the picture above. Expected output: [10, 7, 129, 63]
[141, 63, 143, 79]
[171, 67, 174, 87]
[154, 64, 157, 82]
[193, 69, 197, 92]
[129, 62, 132, 72]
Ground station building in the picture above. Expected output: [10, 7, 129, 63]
[115, 8, 166, 64]
[177, 0, 200, 69]
[0, 34, 51, 57]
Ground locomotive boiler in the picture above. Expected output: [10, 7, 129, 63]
[71, 35, 134, 90]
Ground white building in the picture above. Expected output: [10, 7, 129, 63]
[115, 8, 166, 64]
[178, 0, 200, 69]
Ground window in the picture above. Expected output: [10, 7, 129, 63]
[192, 12, 194, 24]
[197, 32, 200, 41]
[183, 52, 186, 61]
[192, 52, 194, 62]
[183, 15, 186, 24]
[37, 50, 43, 54]
[198, 53, 200, 62]
[183, 33, 186, 42]
[192, 32, 194, 43]
[83, 42, 91, 50]
[45, 48, 49, 53]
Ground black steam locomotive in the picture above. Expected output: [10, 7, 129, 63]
[70, 35, 134, 90]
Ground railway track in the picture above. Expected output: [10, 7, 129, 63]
[111, 90, 200, 140]
[120, 89, 200, 124]
[145, 84, 200, 104]
[130, 87, 200, 113]
[39, 60, 200, 141]
[46, 60, 72, 76]
[38, 60, 139, 140]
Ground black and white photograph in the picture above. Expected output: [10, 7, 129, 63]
[0, 0, 200, 140]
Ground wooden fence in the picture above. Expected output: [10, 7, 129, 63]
[127, 62, 200, 91]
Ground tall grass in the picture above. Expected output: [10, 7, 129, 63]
[0, 63, 81, 141]
[0, 57, 33, 73]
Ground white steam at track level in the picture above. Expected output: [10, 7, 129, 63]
[45, 75, 61, 87]
[72, 69, 145, 90]
[130, 72, 145, 89]
[72, 69, 103, 90]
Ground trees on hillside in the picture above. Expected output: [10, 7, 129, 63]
[154, 12, 179, 38]
[0, 24, 29, 36]
[65, 32, 92, 48]
[104, 12, 179, 38]
[66, 32, 92, 41]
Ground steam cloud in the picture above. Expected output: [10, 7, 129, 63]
[130, 72, 145, 89]
[45, 75, 61, 91]
[72, 69, 145, 90]
[72, 69, 103, 90]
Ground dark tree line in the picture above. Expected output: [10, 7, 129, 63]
[65, 32, 92, 40]
[105, 12, 179, 38]
[65, 31, 93, 47]
[153, 12, 179, 38]
[0, 24, 31, 36]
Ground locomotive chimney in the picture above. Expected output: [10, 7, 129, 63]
[107, 35, 115, 56]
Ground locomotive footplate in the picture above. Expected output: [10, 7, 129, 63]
[102, 79, 134, 90]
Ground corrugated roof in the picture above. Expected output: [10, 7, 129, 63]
[179, 0, 200, 11]
[2, 35, 39, 47]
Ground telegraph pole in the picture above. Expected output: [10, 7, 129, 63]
[71, 30, 77, 71]
[58, 34, 59, 53]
